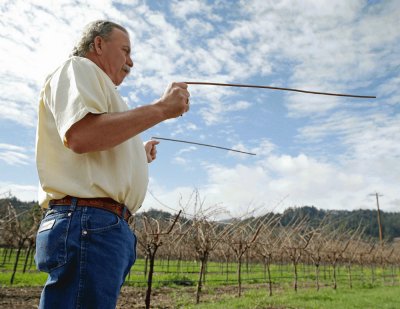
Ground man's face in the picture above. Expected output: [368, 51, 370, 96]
[97, 28, 133, 86]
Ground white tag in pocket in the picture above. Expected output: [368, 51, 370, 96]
[38, 219, 56, 233]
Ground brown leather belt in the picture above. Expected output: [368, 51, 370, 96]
[49, 196, 132, 222]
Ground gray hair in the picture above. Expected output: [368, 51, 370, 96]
[70, 20, 128, 57]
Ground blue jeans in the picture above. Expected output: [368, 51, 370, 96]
[35, 198, 136, 309]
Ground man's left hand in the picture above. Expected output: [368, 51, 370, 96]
[144, 140, 160, 163]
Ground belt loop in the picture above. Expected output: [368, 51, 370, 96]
[121, 205, 127, 219]
[70, 196, 78, 212]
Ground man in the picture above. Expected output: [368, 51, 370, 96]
[35, 20, 190, 309]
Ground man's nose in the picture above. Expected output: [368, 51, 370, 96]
[127, 56, 134, 68]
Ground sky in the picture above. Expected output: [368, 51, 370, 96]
[0, 0, 399, 218]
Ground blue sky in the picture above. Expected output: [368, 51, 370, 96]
[0, 0, 399, 217]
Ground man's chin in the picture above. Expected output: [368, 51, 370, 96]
[113, 77, 125, 86]
[117, 73, 129, 85]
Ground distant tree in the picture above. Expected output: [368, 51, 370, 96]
[133, 211, 181, 309]
[0, 199, 41, 284]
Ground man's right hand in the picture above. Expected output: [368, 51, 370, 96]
[157, 82, 190, 119]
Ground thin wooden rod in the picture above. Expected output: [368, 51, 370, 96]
[184, 81, 376, 99]
[151, 136, 256, 156]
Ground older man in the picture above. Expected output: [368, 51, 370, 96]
[35, 20, 189, 308]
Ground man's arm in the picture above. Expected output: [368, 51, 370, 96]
[65, 82, 189, 154]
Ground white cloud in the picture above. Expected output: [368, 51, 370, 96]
[172, 156, 188, 166]
[185, 18, 214, 36]
[377, 76, 400, 105]
[296, 111, 400, 164]
[0, 182, 38, 202]
[170, 122, 198, 136]
[176, 146, 197, 156]
[0, 144, 25, 152]
[171, 0, 217, 20]
[145, 145, 399, 217]
[250, 139, 276, 157]
[202, 152, 397, 214]
[0, 1, 108, 126]
[0, 144, 32, 166]
[197, 92, 249, 126]
[0, 152, 30, 166]
[225, 100, 251, 112]
[231, 0, 400, 117]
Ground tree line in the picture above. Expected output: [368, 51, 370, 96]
[136, 205, 400, 242]
[1, 197, 399, 244]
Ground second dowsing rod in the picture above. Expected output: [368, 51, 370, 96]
[151, 136, 256, 156]
[156, 81, 376, 156]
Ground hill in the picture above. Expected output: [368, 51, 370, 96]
[1, 197, 399, 242]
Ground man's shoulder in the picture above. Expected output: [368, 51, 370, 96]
[55, 56, 100, 74]
[46, 57, 103, 84]
[63, 56, 98, 72]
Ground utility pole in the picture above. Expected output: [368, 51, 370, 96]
[369, 192, 384, 247]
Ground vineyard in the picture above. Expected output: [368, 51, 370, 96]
[1, 195, 400, 308]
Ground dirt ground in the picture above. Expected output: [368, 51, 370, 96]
[0, 285, 248, 309]
[0, 286, 174, 308]
[0, 286, 42, 309]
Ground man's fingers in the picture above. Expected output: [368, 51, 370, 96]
[149, 140, 160, 146]
[160, 82, 191, 118]
[185, 98, 190, 112]
[171, 81, 188, 89]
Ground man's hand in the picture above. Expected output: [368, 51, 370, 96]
[157, 82, 190, 119]
[144, 140, 160, 163]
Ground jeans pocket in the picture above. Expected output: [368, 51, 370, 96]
[35, 211, 72, 273]
[85, 209, 121, 233]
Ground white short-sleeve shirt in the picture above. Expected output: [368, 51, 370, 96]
[36, 56, 148, 213]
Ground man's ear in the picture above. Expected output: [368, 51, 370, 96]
[93, 36, 103, 55]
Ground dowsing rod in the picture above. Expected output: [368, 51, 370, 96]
[156, 82, 374, 155]
[151, 136, 256, 156]
[184, 81, 376, 99]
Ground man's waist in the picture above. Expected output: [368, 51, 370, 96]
[49, 196, 132, 222]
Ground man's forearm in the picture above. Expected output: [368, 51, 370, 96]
[65, 82, 190, 154]
[65, 104, 165, 154]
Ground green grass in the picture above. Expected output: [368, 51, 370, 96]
[0, 245, 400, 309]
[182, 285, 400, 309]
[1, 249, 398, 289]
[1, 248, 400, 308]
[0, 271, 47, 286]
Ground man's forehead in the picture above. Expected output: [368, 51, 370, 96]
[111, 28, 130, 42]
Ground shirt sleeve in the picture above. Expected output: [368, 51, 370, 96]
[47, 58, 110, 143]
